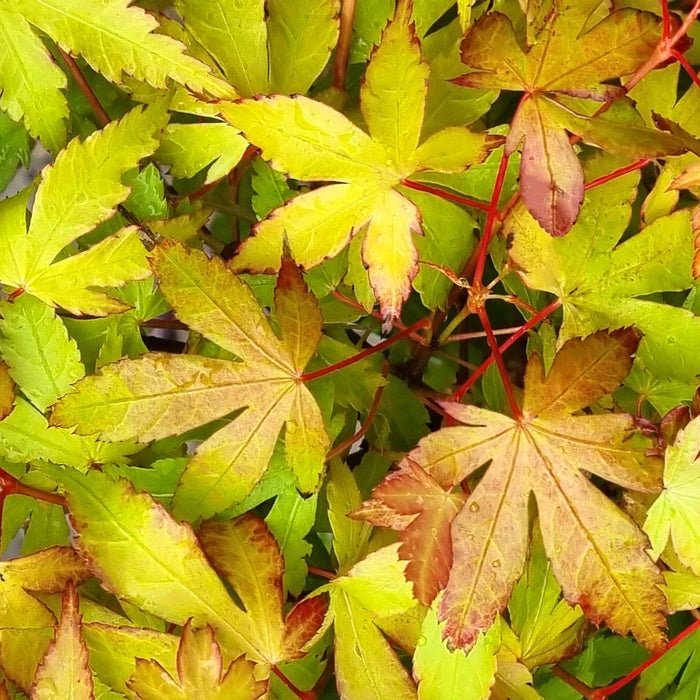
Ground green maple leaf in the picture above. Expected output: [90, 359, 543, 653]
[0, 295, 83, 412]
[329, 544, 420, 700]
[199, 515, 329, 664]
[455, 3, 688, 235]
[128, 620, 266, 700]
[30, 583, 94, 700]
[0, 104, 167, 315]
[174, 0, 339, 97]
[224, 0, 502, 320]
[644, 416, 700, 575]
[0, 0, 232, 154]
[52, 242, 330, 520]
[506, 157, 700, 390]
[392, 330, 665, 651]
[0, 547, 89, 693]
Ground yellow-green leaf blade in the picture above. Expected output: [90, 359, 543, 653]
[0, 6, 67, 154]
[267, 0, 339, 95]
[274, 259, 323, 371]
[220, 96, 390, 182]
[0, 295, 84, 412]
[48, 467, 264, 661]
[26, 227, 152, 316]
[175, 0, 268, 96]
[645, 416, 700, 574]
[200, 516, 285, 663]
[172, 380, 294, 521]
[152, 241, 293, 370]
[51, 353, 257, 442]
[21, 0, 234, 98]
[413, 127, 504, 173]
[360, 0, 429, 170]
[30, 583, 94, 700]
[232, 183, 378, 274]
[362, 189, 421, 320]
[25, 104, 168, 277]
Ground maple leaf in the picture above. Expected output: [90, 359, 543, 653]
[352, 457, 466, 606]
[223, 0, 502, 321]
[455, 4, 688, 235]
[127, 619, 266, 700]
[174, 0, 339, 97]
[387, 330, 665, 650]
[199, 514, 329, 664]
[30, 582, 94, 700]
[51, 242, 330, 519]
[0, 547, 89, 693]
[0, 0, 232, 154]
[0, 103, 167, 315]
[644, 416, 700, 575]
[506, 156, 700, 393]
[328, 544, 421, 700]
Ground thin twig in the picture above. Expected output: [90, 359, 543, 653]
[333, 0, 357, 91]
[552, 665, 596, 699]
[58, 47, 110, 127]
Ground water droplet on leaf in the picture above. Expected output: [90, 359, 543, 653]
[469, 502, 480, 512]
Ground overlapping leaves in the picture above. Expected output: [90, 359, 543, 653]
[506, 157, 700, 396]
[226, 0, 502, 320]
[52, 242, 330, 520]
[456, 2, 687, 235]
[0, 0, 232, 154]
[357, 330, 666, 651]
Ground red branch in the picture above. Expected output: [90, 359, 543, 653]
[401, 179, 491, 212]
[473, 150, 512, 286]
[671, 48, 700, 89]
[476, 306, 522, 419]
[301, 318, 430, 382]
[592, 619, 700, 698]
[452, 299, 562, 401]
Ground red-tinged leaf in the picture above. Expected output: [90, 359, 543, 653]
[376, 331, 666, 651]
[52, 241, 330, 519]
[281, 594, 330, 660]
[0, 547, 90, 693]
[456, 6, 668, 234]
[127, 620, 266, 700]
[199, 515, 286, 663]
[30, 582, 94, 700]
[355, 459, 466, 605]
[506, 96, 584, 236]
[362, 189, 422, 322]
[43, 466, 265, 662]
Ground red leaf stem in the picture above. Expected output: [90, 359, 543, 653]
[473, 151, 511, 286]
[671, 49, 700, 88]
[301, 318, 430, 382]
[307, 566, 337, 580]
[0, 467, 66, 508]
[401, 179, 491, 212]
[326, 363, 389, 460]
[476, 306, 522, 419]
[584, 159, 651, 190]
[452, 298, 562, 401]
[592, 619, 700, 699]
[272, 665, 316, 700]
[660, 0, 671, 41]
